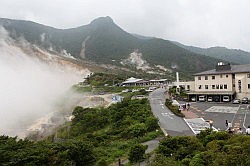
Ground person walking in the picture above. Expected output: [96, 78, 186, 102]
[236, 128, 243, 134]
[186, 103, 190, 111]
[225, 120, 228, 128]
[227, 121, 232, 130]
[246, 126, 250, 135]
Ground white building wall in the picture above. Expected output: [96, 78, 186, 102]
[172, 81, 195, 91]
[194, 74, 233, 92]
[235, 73, 250, 99]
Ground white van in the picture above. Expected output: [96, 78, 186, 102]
[207, 97, 213, 102]
[199, 95, 206, 102]
[223, 96, 230, 102]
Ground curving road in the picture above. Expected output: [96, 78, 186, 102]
[149, 88, 194, 136]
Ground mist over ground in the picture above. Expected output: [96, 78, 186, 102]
[0, 27, 88, 137]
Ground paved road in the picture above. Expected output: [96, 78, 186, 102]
[184, 102, 250, 131]
[149, 88, 194, 136]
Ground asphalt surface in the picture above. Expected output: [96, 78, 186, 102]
[180, 101, 250, 131]
[149, 88, 194, 136]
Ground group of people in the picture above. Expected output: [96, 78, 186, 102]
[179, 102, 191, 111]
[225, 120, 250, 135]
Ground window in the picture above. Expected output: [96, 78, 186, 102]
[226, 75, 228, 78]
[187, 85, 190, 90]
[220, 85, 223, 89]
[212, 85, 215, 89]
[212, 76, 215, 80]
[224, 84, 227, 89]
[205, 85, 208, 89]
[205, 76, 208, 80]
[232, 74, 235, 79]
[220, 74, 223, 78]
[199, 85, 202, 89]
[247, 73, 250, 78]
[233, 84, 235, 87]
[216, 85, 219, 89]
[248, 84, 250, 89]
[198, 76, 201, 80]
[238, 80, 242, 92]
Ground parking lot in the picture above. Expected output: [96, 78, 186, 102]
[180, 101, 250, 132]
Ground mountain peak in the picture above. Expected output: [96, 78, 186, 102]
[90, 16, 114, 25]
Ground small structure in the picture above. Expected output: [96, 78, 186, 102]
[112, 95, 124, 102]
[120, 77, 145, 86]
[120, 77, 171, 87]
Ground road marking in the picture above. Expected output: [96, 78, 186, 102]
[184, 118, 218, 134]
[205, 106, 238, 114]
[243, 113, 247, 130]
[161, 112, 174, 119]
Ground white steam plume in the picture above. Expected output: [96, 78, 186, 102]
[0, 27, 89, 137]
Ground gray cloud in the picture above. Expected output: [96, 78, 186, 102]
[0, 0, 249, 51]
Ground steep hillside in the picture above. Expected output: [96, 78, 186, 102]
[174, 41, 250, 64]
[0, 16, 223, 76]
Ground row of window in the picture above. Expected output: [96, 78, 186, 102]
[198, 84, 228, 90]
[198, 75, 229, 80]
[198, 84, 250, 90]
[198, 73, 250, 81]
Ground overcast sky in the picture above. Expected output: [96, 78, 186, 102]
[0, 0, 249, 51]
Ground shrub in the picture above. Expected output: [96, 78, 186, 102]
[165, 99, 184, 117]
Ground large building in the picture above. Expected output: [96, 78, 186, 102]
[181, 62, 250, 101]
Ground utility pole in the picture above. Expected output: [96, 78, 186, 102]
[176, 72, 180, 94]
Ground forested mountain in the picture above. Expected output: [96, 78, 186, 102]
[174, 41, 250, 64]
[0, 16, 225, 76]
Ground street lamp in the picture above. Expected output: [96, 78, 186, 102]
[209, 120, 213, 130]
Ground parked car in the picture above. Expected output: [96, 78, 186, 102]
[242, 97, 248, 104]
[98, 92, 105, 95]
[122, 89, 129, 93]
[132, 89, 139, 92]
[223, 96, 230, 102]
[191, 97, 196, 102]
[198, 95, 206, 102]
[232, 99, 241, 104]
[207, 97, 213, 102]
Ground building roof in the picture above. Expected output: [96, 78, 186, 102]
[187, 91, 235, 95]
[149, 79, 168, 82]
[122, 77, 143, 84]
[194, 64, 250, 76]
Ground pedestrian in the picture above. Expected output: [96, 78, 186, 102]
[179, 105, 183, 111]
[228, 128, 234, 134]
[227, 121, 232, 130]
[225, 120, 228, 128]
[182, 104, 186, 111]
[236, 128, 243, 134]
[246, 126, 250, 135]
[186, 102, 190, 111]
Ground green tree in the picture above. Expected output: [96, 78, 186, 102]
[128, 144, 147, 164]
[148, 154, 181, 166]
[128, 123, 147, 138]
[145, 116, 158, 131]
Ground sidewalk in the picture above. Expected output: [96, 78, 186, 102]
[181, 109, 199, 119]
